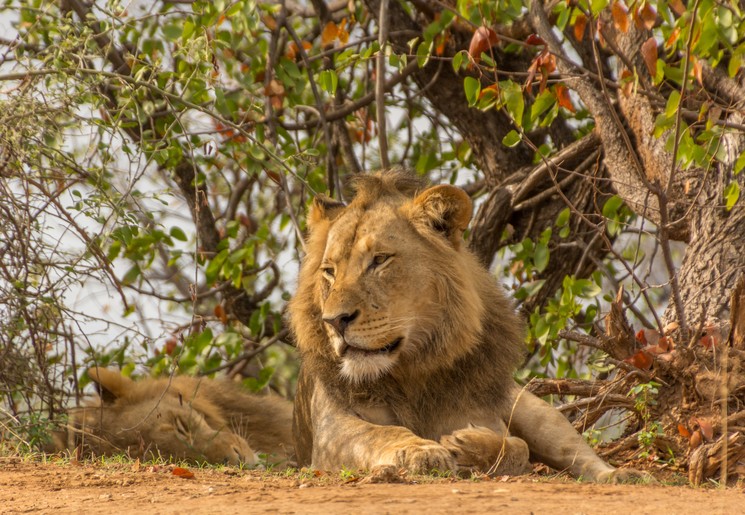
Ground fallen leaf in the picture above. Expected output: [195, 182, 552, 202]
[172, 467, 195, 479]
[692, 417, 714, 441]
[689, 429, 703, 448]
[640, 37, 658, 77]
[469, 26, 499, 62]
[677, 424, 691, 439]
[611, 2, 629, 33]
[131, 458, 141, 472]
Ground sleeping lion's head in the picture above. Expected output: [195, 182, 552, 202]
[290, 170, 505, 383]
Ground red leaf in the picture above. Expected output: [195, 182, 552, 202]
[635, 329, 647, 345]
[611, 2, 629, 33]
[554, 84, 575, 112]
[525, 34, 546, 46]
[624, 349, 653, 370]
[172, 467, 195, 479]
[469, 26, 499, 62]
[573, 14, 587, 42]
[693, 417, 714, 441]
[640, 37, 658, 77]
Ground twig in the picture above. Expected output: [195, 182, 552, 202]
[375, 0, 390, 168]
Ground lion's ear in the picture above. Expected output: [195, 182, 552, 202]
[410, 185, 472, 247]
[87, 367, 133, 404]
[308, 195, 346, 231]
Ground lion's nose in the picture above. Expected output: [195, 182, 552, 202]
[323, 310, 359, 336]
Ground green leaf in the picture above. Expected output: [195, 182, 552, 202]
[665, 90, 681, 119]
[602, 195, 623, 218]
[452, 50, 465, 72]
[502, 130, 521, 147]
[170, 226, 188, 242]
[735, 150, 745, 175]
[122, 265, 141, 285]
[534, 243, 549, 272]
[464, 76, 481, 107]
[531, 90, 556, 119]
[416, 40, 433, 68]
[319, 69, 338, 94]
[724, 182, 740, 211]
[500, 80, 524, 127]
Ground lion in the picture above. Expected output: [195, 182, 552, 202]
[57, 367, 294, 466]
[288, 169, 640, 482]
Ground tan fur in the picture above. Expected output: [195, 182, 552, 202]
[289, 169, 642, 482]
[61, 367, 294, 466]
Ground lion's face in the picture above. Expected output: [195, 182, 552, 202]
[73, 368, 257, 465]
[318, 202, 446, 381]
[293, 172, 486, 383]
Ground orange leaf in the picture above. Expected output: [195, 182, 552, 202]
[677, 424, 691, 439]
[637, 3, 657, 30]
[337, 18, 350, 45]
[665, 27, 680, 49]
[469, 26, 499, 62]
[573, 14, 587, 42]
[435, 32, 450, 56]
[554, 84, 575, 112]
[214, 304, 228, 324]
[611, 2, 629, 33]
[321, 21, 338, 47]
[172, 467, 195, 479]
[669, 0, 686, 16]
[692, 58, 703, 85]
[262, 15, 277, 31]
[640, 37, 658, 77]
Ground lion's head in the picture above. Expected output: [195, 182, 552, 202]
[289, 170, 523, 384]
[70, 368, 257, 465]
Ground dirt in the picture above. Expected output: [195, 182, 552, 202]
[1, 458, 744, 515]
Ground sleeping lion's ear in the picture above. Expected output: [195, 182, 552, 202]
[410, 184, 473, 248]
[87, 367, 133, 404]
[308, 194, 346, 230]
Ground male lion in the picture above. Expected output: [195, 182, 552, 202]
[58, 367, 294, 466]
[288, 169, 638, 482]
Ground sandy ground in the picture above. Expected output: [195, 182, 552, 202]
[1, 458, 744, 515]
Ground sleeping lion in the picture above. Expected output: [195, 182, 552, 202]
[288, 169, 642, 482]
[58, 367, 294, 466]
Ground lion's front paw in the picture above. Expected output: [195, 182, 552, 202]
[440, 426, 531, 476]
[391, 440, 456, 474]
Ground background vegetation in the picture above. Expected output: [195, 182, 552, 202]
[1, 0, 744, 484]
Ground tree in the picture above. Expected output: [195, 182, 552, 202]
[1, 0, 744, 483]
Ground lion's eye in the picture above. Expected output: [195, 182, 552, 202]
[369, 254, 391, 270]
[321, 266, 335, 280]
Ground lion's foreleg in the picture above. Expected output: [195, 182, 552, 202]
[505, 386, 619, 481]
[309, 386, 455, 474]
